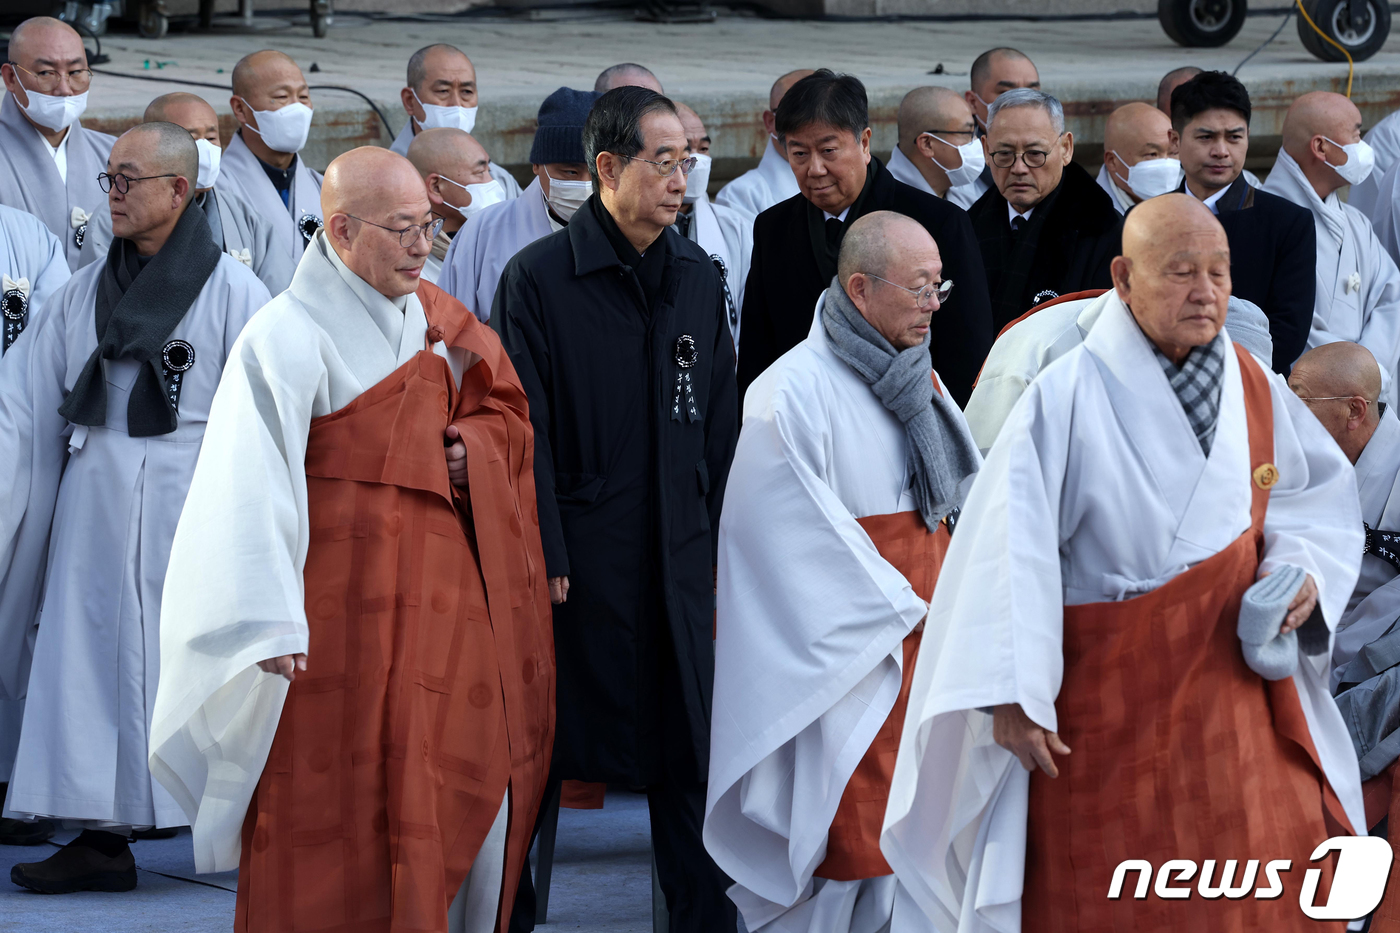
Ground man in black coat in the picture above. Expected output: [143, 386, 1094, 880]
[495, 86, 738, 931]
[969, 88, 1122, 335]
[1169, 70, 1316, 375]
[737, 69, 993, 406]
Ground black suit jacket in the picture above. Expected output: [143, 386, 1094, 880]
[968, 160, 1121, 335]
[1197, 175, 1316, 375]
[737, 157, 993, 406]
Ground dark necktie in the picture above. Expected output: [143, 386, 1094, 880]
[1366, 523, 1400, 572]
[825, 217, 845, 250]
[1010, 214, 1025, 234]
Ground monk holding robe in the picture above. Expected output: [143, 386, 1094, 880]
[705, 212, 980, 932]
[882, 194, 1367, 932]
[151, 147, 553, 933]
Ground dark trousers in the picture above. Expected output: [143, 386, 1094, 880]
[509, 778, 736, 933]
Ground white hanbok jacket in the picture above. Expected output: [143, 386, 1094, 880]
[216, 131, 323, 267]
[439, 176, 559, 323]
[1347, 109, 1400, 219]
[881, 291, 1365, 932]
[716, 138, 800, 219]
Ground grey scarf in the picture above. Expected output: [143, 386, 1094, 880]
[821, 277, 981, 528]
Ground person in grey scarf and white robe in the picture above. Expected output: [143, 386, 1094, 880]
[1263, 91, 1400, 405]
[0, 17, 115, 271]
[705, 212, 980, 933]
[0, 122, 268, 894]
[78, 93, 295, 295]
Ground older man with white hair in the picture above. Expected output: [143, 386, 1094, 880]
[707, 210, 979, 933]
[883, 194, 1364, 931]
[0, 16, 115, 269]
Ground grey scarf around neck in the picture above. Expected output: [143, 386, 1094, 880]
[821, 277, 981, 528]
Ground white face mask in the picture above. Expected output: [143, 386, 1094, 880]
[544, 169, 591, 222]
[923, 134, 985, 188]
[411, 89, 477, 134]
[971, 90, 991, 129]
[1115, 153, 1184, 201]
[238, 98, 313, 154]
[683, 153, 712, 204]
[1323, 136, 1376, 186]
[440, 175, 505, 220]
[194, 138, 222, 189]
[13, 76, 87, 132]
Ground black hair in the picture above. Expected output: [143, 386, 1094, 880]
[582, 86, 678, 195]
[773, 68, 868, 143]
[1170, 70, 1251, 134]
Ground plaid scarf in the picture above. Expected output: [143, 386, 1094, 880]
[1153, 332, 1226, 455]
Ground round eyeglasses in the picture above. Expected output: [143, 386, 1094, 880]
[621, 155, 700, 178]
[347, 214, 445, 249]
[865, 273, 954, 308]
[9, 62, 92, 94]
[97, 172, 179, 195]
[990, 149, 1051, 169]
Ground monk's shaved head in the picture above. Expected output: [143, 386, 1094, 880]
[1289, 342, 1382, 462]
[107, 122, 198, 247]
[838, 211, 943, 350]
[406, 126, 488, 180]
[144, 92, 215, 126]
[1114, 193, 1231, 364]
[117, 122, 199, 198]
[231, 50, 305, 101]
[838, 211, 932, 285]
[1282, 91, 1363, 159]
[322, 147, 432, 298]
[1157, 66, 1202, 115]
[1104, 102, 1172, 157]
[674, 102, 706, 144]
[770, 69, 817, 111]
[897, 86, 969, 149]
[594, 63, 662, 94]
[7, 16, 85, 68]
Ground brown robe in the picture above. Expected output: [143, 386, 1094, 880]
[1022, 345, 1349, 932]
[235, 282, 554, 933]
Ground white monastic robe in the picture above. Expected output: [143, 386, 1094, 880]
[439, 176, 560, 323]
[885, 147, 937, 198]
[79, 186, 296, 295]
[682, 194, 753, 348]
[716, 137, 800, 219]
[388, 118, 522, 201]
[1094, 162, 1135, 215]
[707, 299, 968, 933]
[149, 231, 472, 872]
[964, 290, 1275, 454]
[1347, 109, 1400, 219]
[0, 203, 71, 780]
[0, 93, 114, 271]
[945, 172, 987, 211]
[880, 291, 1365, 932]
[1334, 406, 1400, 685]
[0, 251, 269, 829]
[1264, 149, 1400, 402]
[216, 131, 323, 266]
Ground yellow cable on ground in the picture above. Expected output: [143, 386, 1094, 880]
[1296, 0, 1355, 97]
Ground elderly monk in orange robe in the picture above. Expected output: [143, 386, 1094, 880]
[150, 147, 553, 933]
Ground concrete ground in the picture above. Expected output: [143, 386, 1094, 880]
[18, 6, 1400, 182]
[0, 790, 659, 933]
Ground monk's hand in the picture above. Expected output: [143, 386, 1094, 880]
[257, 653, 307, 682]
[549, 576, 569, 605]
[993, 703, 1071, 778]
[445, 424, 469, 489]
[1280, 573, 1320, 635]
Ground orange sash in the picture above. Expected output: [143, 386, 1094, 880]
[235, 283, 554, 933]
[1022, 346, 1347, 932]
[814, 510, 950, 881]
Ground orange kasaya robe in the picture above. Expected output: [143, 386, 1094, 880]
[235, 282, 554, 933]
[815, 510, 950, 881]
[1022, 345, 1350, 932]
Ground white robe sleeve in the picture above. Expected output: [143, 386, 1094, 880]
[150, 301, 322, 873]
[707, 374, 930, 912]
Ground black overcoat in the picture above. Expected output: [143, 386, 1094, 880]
[735, 157, 994, 406]
[494, 198, 738, 785]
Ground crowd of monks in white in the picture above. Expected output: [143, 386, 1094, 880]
[4, 10, 1400, 933]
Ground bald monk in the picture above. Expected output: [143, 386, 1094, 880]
[715, 68, 815, 218]
[79, 92, 295, 294]
[0, 122, 269, 892]
[886, 87, 984, 202]
[1265, 92, 1400, 405]
[406, 127, 505, 284]
[1097, 101, 1180, 213]
[884, 194, 1366, 930]
[0, 16, 116, 269]
[218, 50, 324, 265]
[152, 147, 553, 933]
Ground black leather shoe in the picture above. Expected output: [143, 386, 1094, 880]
[130, 827, 177, 841]
[10, 839, 136, 893]
[0, 817, 56, 846]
